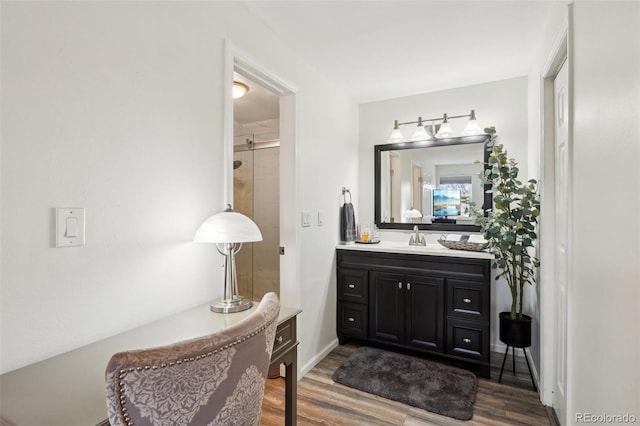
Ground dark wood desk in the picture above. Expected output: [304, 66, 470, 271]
[0, 304, 301, 426]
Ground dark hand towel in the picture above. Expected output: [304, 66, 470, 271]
[341, 202, 356, 242]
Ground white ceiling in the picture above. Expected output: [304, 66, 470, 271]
[240, 0, 557, 105]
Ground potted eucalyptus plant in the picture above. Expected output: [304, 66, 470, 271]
[471, 127, 540, 349]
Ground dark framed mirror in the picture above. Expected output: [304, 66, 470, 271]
[374, 134, 492, 232]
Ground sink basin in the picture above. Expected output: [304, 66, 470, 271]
[392, 243, 446, 251]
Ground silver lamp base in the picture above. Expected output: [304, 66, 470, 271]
[210, 296, 253, 314]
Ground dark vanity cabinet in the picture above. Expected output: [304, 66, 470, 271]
[337, 248, 492, 377]
[369, 272, 444, 352]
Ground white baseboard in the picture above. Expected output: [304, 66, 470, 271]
[300, 338, 339, 378]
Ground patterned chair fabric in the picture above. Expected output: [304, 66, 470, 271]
[105, 292, 280, 426]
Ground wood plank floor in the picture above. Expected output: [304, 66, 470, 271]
[261, 343, 551, 425]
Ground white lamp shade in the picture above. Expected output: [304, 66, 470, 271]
[387, 127, 405, 142]
[462, 118, 483, 135]
[410, 125, 430, 141]
[435, 122, 454, 138]
[403, 208, 423, 218]
[194, 207, 262, 243]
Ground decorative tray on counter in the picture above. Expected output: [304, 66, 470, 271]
[438, 236, 488, 252]
[355, 240, 380, 244]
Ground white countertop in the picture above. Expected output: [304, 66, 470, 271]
[336, 240, 493, 260]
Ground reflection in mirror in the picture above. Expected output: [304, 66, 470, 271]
[375, 135, 491, 232]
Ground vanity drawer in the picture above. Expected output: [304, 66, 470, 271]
[447, 279, 489, 321]
[446, 319, 490, 362]
[271, 316, 296, 361]
[338, 269, 368, 303]
[338, 302, 368, 339]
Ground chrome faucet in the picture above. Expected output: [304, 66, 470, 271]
[409, 225, 426, 246]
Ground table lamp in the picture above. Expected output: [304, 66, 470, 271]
[194, 204, 263, 313]
[403, 207, 423, 223]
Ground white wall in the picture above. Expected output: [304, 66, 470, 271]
[0, 1, 358, 374]
[570, 1, 640, 420]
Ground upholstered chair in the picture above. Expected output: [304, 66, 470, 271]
[105, 292, 280, 426]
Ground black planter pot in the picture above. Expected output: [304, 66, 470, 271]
[499, 311, 532, 348]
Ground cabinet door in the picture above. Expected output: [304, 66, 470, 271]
[369, 271, 404, 345]
[405, 275, 444, 352]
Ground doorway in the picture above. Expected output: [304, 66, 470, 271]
[540, 23, 570, 425]
[233, 72, 280, 301]
[225, 47, 298, 310]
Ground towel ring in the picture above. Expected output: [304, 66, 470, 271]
[341, 187, 352, 203]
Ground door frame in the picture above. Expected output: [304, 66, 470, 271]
[223, 41, 299, 310]
[539, 12, 572, 423]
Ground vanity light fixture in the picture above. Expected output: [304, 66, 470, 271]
[387, 109, 482, 142]
[233, 81, 250, 99]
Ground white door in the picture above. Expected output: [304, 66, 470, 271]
[553, 58, 569, 424]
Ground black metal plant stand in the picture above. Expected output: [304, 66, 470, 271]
[498, 345, 537, 391]
[498, 312, 537, 391]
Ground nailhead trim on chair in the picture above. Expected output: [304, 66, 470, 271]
[113, 316, 276, 426]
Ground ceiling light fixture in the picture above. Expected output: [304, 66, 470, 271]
[233, 81, 250, 99]
[387, 110, 482, 142]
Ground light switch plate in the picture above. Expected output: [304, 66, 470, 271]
[56, 208, 85, 247]
[301, 211, 311, 227]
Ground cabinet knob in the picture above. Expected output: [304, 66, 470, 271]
[462, 338, 472, 343]
[276, 336, 284, 344]
[407, 283, 411, 290]
[348, 284, 356, 289]
[398, 282, 403, 289]
[347, 317, 355, 322]
[463, 298, 472, 304]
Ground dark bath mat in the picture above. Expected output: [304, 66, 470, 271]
[332, 346, 477, 420]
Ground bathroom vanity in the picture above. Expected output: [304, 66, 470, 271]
[336, 242, 492, 377]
